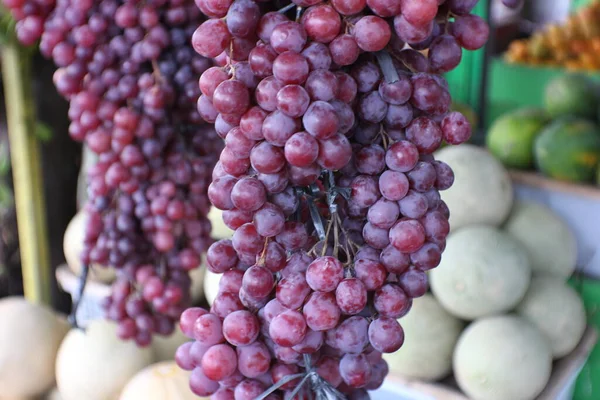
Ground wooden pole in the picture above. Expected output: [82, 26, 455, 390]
[1, 41, 52, 304]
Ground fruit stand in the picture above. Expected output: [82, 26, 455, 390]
[0, 0, 599, 400]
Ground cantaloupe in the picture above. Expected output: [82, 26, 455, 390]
[434, 145, 514, 231]
[63, 211, 116, 284]
[56, 319, 153, 400]
[453, 315, 552, 400]
[516, 276, 586, 359]
[430, 225, 531, 320]
[383, 294, 464, 381]
[152, 327, 190, 362]
[203, 269, 221, 306]
[0, 297, 69, 399]
[119, 361, 204, 400]
[504, 201, 577, 279]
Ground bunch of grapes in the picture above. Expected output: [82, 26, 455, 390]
[176, 0, 489, 398]
[3, 0, 222, 346]
[2, 0, 55, 45]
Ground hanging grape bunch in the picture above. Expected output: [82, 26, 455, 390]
[177, 0, 489, 398]
[3, 0, 223, 346]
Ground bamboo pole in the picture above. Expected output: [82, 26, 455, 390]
[2, 41, 52, 304]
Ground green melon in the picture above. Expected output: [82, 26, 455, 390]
[384, 294, 464, 381]
[433, 145, 514, 231]
[486, 108, 549, 169]
[534, 117, 600, 183]
[544, 74, 598, 120]
[516, 276, 587, 359]
[430, 225, 531, 320]
[504, 201, 577, 279]
[454, 315, 552, 400]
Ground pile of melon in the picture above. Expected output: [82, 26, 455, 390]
[486, 74, 600, 186]
[384, 145, 588, 400]
[0, 207, 236, 400]
[0, 295, 200, 400]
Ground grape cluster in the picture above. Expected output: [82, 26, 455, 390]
[178, 0, 488, 398]
[3, 0, 222, 345]
[3, 0, 55, 45]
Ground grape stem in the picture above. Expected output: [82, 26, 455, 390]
[255, 354, 347, 400]
[321, 218, 334, 257]
[68, 263, 89, 330]
[307, 184, 326, 241]
[375, 50, 400, 84]
[295, 6, 303, 21]
[277, 3, 296, 13]
[257, 237, 270, 266]
[254, 373, 306, 400]
[379, 125, 390, 150]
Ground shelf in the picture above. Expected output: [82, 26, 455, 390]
[509, 170, 600, 201]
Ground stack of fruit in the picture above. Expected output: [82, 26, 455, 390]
[487, 73, 600, 186]
[0, 294, 211, 400]
[384, 144, 588, 400]
[505, 0, 600, 71]
[175, 0, 493, 398]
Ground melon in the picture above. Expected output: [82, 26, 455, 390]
[454, 315, 552, 400]
[0, 297, 69, 399]
[203, 269, 221, 306]
[516, 276, 587, 359]
[430, 225, 531, 320]
[119, 361, 204, 400]
[383, 294, 464, 381]
[434, 145, 514, 231]
[504, 201, 577, 279]
[152, 327, 190, 362]
[56, 319, 154, 400]
[63, 211, 116, 284]
[534, 117, 600, 183]
[544, 74, 598, 120]
[486, 108, 549, 169]
[208, 207, 233, 239]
